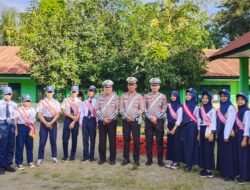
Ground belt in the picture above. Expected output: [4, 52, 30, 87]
[84, 116, 96, 119]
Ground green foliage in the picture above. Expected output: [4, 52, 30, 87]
[16, 0, 209, 91]
[212, 0, 250, 45]
[0, 8, 18, 45]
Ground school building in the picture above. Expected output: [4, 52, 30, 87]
[0, 46, 249, 104]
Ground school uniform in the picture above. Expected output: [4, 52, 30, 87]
[80, 96, 97, 161]
[182, 88, 199, 171]
[37, 97, 61, 160]
[0, 88, 18, 174]
[235, 93, 250, 183]
[165, 91, 183, 168]
[61, 95, 82, 160]
[216, 89, 238, 180]
[144, 78, 168, 166]
[198, 91, 216, 177]
[15, 104, 36, 167]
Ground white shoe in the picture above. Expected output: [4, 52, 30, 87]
[17, 164, 25, 170]
[165, 161, 173, 168]
[52, 157, 58, 163]
[37, 159, 43, 166]
[170, 163, 179, 170]
[28, 162, 35, 168]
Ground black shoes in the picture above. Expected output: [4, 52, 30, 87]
[98, 160, 105, 165]
[199, 170, 213, 178]
[134, 161, 140, 167]
[121, 159, 130, 166]
[4, 165, 16, 172]
[235, 177, 247, 185]
[69, 157, 75, 161]
[146, 160, 152, 166]
[158, 162, 165, 167]
[224, 176, 233, 181]
[62, 157, 68, 161]
[109, 161, 116, 165]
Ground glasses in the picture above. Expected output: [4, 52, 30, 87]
[47, 91, 53, 93]
[71, 91, 77, 93]
[24, 100, 31, 102]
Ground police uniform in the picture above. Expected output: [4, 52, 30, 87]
[37, 86, 61, 164]
[95, 80, 119, 165]
[15, 94, 36, 169]
[144, 78, 167, 166]
[120, 77, 144, 166]
[0, 86, 18, 174]
[79, 85, 97, 161]
[61, 86, 82, 161]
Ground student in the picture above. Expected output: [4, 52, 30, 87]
[0, 86, 18, 175]
[37, 86, 61, 166]
[235, 92, 250, 184]
[198, 91, 216, 178]
[80, 85, 97, 162]
[15, 94, 36, 170]
[165, 90, 183, 170]
[182, 88, 199, 172]
[61, 86, 82, 161]
[216, 89, 238, 181]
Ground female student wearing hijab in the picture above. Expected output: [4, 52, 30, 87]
[235, 92, 250, 184]
[165, 90, 183, 170]
[216, 89, 238, 181]
[198, 91, 216, 178]
[182, 88, 199, 172]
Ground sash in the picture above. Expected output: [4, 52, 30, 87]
[216, 109, 227, 125]
[125, 94, 139, 114]
[167, 104, 177, 120]
[67, 97, 79, 116]
[101, 94, 115, 113]
[18, 107, 36, 138]
[84, 100, 96, 117]
[200, 106, 211, 128]
[148, 94, 163, 111]
[182, 104, 197, 124]
[41, 99, 57, 117]
[236, 114, 245, 131]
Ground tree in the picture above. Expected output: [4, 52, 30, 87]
[17, 0, 209, 91]
[0, 8, 18, 45]
[213, 0, 250, 45]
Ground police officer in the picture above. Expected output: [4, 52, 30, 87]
[0, 86, 18, 175]
[95, 80, 119, 165]
[61, 86, 82, 161]
[80, 85, 97, 162]
[37, 86, 61, 166]
[15, 94, 36, 170]
[120, 77, 144, 166]
[144, 78, 167, 166]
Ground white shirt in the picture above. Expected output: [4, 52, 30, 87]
[198, 107, 217, 135]
[165, 107, 183, 126]
[79, 98, 96, 125]
[0, 99, 18, 120]
[16, 106, 36, 124]
[37, 98, 61, 117]
[61, 96, 82, 115]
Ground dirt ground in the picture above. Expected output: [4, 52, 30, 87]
[0, 122, 249, 190]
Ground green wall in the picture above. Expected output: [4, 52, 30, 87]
[0, 77, 37, 103]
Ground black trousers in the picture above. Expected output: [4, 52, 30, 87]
[122, 120, 140, 162]
[145, 118, 164, 163]
[98, 120, 117, 162]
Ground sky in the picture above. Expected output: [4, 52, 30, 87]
[0, 0, 220, 16]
